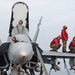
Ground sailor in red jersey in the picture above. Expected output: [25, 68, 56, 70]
[69, 37, 75, 70]
[50, 35, 61, 51]
[69, 37, 75, 52]
[61, 25, 68, 52]
[50, 35, 61, 71]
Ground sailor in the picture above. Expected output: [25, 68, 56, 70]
[69, 37, 75, 52]
[50, 35, 61, 51]
[11, 20, 28, 36]
[61, 25, 68, 52]
[69, 37, 75, 70]
[50, 35, 61, 71]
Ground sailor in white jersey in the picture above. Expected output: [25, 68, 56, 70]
[12, 20, 29, 36]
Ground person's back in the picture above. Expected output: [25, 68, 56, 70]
[50, 35, 61, 51]
[50, 38, 60, 46]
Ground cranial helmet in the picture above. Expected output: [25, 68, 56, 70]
[73, 37, 75, 40]
[63, 25, 67, 29]
[57, 35, 61, 39]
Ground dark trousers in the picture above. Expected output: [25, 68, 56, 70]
[62, 40, 67, 52]
[50, 44, 60, 51]
[69, 46, 75, 52]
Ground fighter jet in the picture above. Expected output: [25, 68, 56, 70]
[0, 2, 75, 75]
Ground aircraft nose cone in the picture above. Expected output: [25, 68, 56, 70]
[19, 50, 27, 59]
[9, 42, 34, 64]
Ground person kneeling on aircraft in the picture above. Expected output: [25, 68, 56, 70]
[50, 35, 62, 51]
[69, 36, 75, 53]
[69, 36, 75, 70]
[50, 35, 61, 71]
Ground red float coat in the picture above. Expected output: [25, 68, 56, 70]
[50, 38, 61, 46]
[69, 41, 75, 47]
[61, 29, 68, 40]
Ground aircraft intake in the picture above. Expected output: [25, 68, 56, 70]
[0, 54, 9, 69]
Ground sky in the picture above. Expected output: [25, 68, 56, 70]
[0, 0, 75, 75]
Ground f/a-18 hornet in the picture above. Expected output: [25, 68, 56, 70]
[0, 2, 75, 75]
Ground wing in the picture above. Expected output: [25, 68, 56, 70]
[42, 51, 75, 58]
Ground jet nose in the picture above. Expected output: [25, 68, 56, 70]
[19, 50, 27, 59]
[8, 42, 34, 64]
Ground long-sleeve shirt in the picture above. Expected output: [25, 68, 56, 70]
[69, 41, 75, 47]
[61, 29, 68, 40]
[50, 38, 61, 46]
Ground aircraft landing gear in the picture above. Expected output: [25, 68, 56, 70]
[39, 65, 43, 75]
[0, 69, 7, 75]
[17, 65, 23, 75]
[29, 69, 35, 75]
